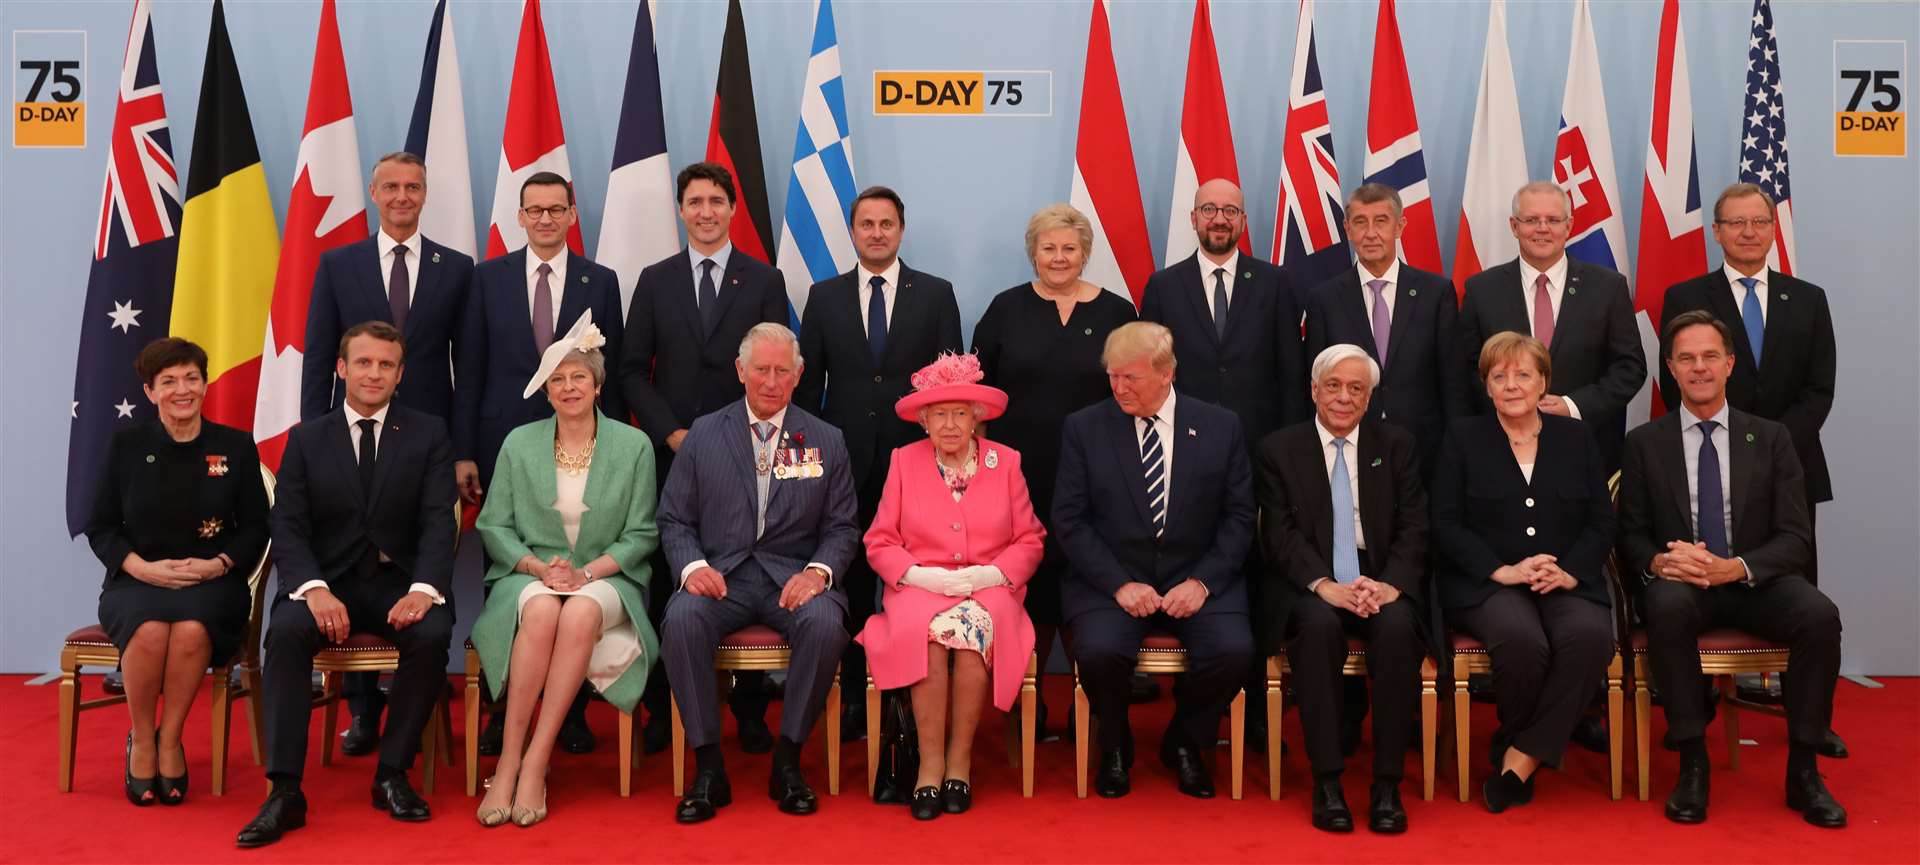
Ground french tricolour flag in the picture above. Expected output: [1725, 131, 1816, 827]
[597, 0, 680, 312]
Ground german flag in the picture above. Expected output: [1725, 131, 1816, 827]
[173, 0, 279, 430]
[704, 0, 773, 263]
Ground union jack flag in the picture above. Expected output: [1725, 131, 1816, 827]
[1739, 0, 1796, 274]
[67, 0, 181, 536]
[1271, 0, 1349, 289]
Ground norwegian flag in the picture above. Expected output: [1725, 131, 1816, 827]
[1632, 0, 1706, 423]
[1069, 0, 1154, 305]
[67, 0, 181, 535]
[1740, 0, 1796, 274]
[1270, 0, 1349, 290]
[1553, 0, 1630, 281]
[255, 0, 366, 469]
[486, 0, 583, 259]
[1361, 0, 1441, 273]
[1163, 0, 1246, 266]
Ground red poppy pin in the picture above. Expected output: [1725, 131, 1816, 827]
[206, 455, 230, 477]
[791, 431, 806, 448]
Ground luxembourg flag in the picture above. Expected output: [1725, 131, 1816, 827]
[774, 0, 858, 323]
[485, 0, 583, 259]
[1361, 0, 1442, 273]
[1451, 0, 1527, 298]
[1553, 0, 1630, 281]
[1632, 0, 1706, 422]
[1163, 0, 1246, 266]
[1069, 0, 1153, 304]
[404, 0, 475, 259]
[1270, 0, 1349, 290]
[597, 0, 679, 312]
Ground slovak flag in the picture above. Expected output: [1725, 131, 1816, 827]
[1632, 0, 1706, 422]
[1069, 0, 1154, 304]
[1553, 0, 1630, 281]
[486, 0, 583, 259]
[1163, 0, 1246, 266]
[1270, 0, 1349, 290]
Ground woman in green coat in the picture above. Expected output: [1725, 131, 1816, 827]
[471, 316, 658, 827]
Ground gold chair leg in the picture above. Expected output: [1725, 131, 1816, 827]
[439, 688, 455, 767]
[57, 649, 80, 793]
[210, 665, 232, 796]
[465, 666, 481, 797]
[865, 677, 881, 797]
[1720, 676, 1741, 770]
[421, 702, 438, 795]
[826, 674, 842, 796]
[1021, 655, 1037, 798]
[1073, 664, 1090, 799]
[1229, 689, 1245, 801]
[1267, 658, 1285, 801]
[1634, 656, 1652, 802]
[670, 693, 686, 797]
[1420, 658, 1438, 802]
[1453, 656, 1472, 803]
[1607, 654, 1624, 800]
[319, 671, 339, 767]
[244, 666, 266, 765]
[619, 710, 634, 797]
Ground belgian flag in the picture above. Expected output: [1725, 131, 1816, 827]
[173, 0, 279, 430]
[704, 0, 773, 263]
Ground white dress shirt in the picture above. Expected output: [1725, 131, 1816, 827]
[1197, 250, 1239, 320]
[1724, 263, 1769, 320]
[1356, 258, 1400, 324]
[688, 242, 734, 308]
[1679, 402, 1752, 582]
[290, 402, 445, 604]
[376, 230, 422, 303]
[679, 400, 835, 587]
[1133, 388, 1177, 507]
[856, 258, 903, 336]
[1517, 254, 1583, 420]
[525, 247, 568, 333]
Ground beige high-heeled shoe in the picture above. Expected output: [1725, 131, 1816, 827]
[510, 785, 547, 827]
[476, 775, 515, 827]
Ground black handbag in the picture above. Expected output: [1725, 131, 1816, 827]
[871, 689, 919, 804]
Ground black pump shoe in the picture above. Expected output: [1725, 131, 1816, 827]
[124, 733, 157, 807]
[941, 779, 972, 814]
[156, 739, 189, 806]
[910, 786, 942, 820]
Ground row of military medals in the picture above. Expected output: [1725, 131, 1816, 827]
[755, 429, 824, 480]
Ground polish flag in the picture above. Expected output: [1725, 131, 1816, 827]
[1069, 0, 1153, 304]
[485, 0, 582, 259]
[1362, 0, 1442, 273]
[1163, 0, 1247, 266]
[255, 0, 364, 469]
[1451, 0, 1528, 299]
[1632, 0, 1706, 421]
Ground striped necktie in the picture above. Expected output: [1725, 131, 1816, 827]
[1142, 415, 1165, 538]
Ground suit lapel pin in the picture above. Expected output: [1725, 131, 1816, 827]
[1242, 270, 1252, 279]
[1568, 286, 1578, 296]
[1779, 293, 1788, 300]
[1370, 457, 1382, 467]
[731, 278, 739, 285]
[1187, 428, 1197, 437]
[580, 275, 588, 283]
[146, 454, 155, 464]
[1407, 289, 1417, 297]
[1084, 328, 1093, 335]
[431, 251, 441, 263]
[1746, 432, 1756, 442]
[984, 448, 999, 469]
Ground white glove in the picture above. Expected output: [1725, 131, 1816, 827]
[965, 565, 1010, 592]
[900, 566, 949, 592]
[939, 568, 973, 597]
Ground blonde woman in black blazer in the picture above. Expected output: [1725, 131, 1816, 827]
[1430, 332, 1614, 812]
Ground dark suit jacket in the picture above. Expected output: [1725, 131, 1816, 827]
[1616, 406, 1811, 590]
[619, 249, 788, 452]
[301, 235, 474, 422]
[656, 401, 861, 588]
[453, 249, 626, 481]
[794, 264, 963, 493]
[1140, 253, 1309, 446]
[1429, 414, 1614, 611]
[1253, 419, 1428, 653]
[1052, 395, 1255, 622]
[1460, 257, 1647, 470]
[1657, 271, 1834, 503]
[270, 404, 458, 601]
[1305, 264, 1470, 467]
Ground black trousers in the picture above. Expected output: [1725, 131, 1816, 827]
[1641, 575, 1840, 751]
[1071, 608, 1253, 757]
[1452, 587, 1611, 768]
[1287, 597, 1424, 781]
[262, 567, 452, 780]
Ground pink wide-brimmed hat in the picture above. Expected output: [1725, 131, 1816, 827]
[894, 352, 1008, 422]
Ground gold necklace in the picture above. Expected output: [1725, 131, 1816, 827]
[554, 437, 596, 476]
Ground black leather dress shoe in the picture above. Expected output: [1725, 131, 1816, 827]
[372, 775, 431, 822]
[1159, 742, 1215, 799]
[642, 713, 672, 756]
[477, 712, 504, 757]
[909, 786, 942, 820]
[1483, 770, 1534, 813]
[1368, 781, 1407, 833]
[675, 769, 732, 824]
[840, 702, 867, 743]
[1311, 779, 1353, 832]
[557, 715, 597, 755]
[769, 764, 818, 815]
[1128, 672, 1160, 704]
[1819, 729, 1849, 759]
[1094, 748, 1130, 798]
[1570, 715, 1609, 755]
[340, 714, 381, 757]
[1786, 769, 1847, 828]
[236, 790, 307, 847]
[1665, 759, 1710, 824]
[736, 717, 774, 755]
[941, 779, 972, 814]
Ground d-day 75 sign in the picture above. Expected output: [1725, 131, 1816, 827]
[1834, 40, 1906, 157]
[873, 71, 1051, 117]
[12, 29, 85, 148]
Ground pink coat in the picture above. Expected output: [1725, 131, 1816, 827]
[855, 438, 1045, 710]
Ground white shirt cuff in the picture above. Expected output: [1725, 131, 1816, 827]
[1562, 396, 1583, 420]
[806, 562, 835, 588]
[1736, 557, 1755, 586]
[680, 559, 711, 587]
[289, 579, 328, 601]
[1307, 577, 1329, 593]
[408, 582, 447, 604]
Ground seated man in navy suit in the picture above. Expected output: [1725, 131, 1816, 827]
[657, 323, 859, 823]
[1054, 322, 1256, 800]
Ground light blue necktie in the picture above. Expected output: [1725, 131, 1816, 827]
[1330, 438, 1360, 584]
[1738, 277, 1765, 368]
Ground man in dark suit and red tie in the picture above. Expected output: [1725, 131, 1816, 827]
[795, 185, 963, 738]
[1459, 181, 1646, 474]
[299, 151, 473, 759]
[620, 162, 790, 754]
[1618, 311, 1846, 828]
[454, 170, 626, 756]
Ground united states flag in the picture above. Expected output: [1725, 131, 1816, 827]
[1739, 0, 1796, 275]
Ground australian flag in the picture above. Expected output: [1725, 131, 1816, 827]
[67, 0, 181, 536]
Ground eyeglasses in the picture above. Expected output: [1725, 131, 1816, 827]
[1195, 204, 1244, 220]
[522, 204, 571, 221]
[1514, 215, 1570, 228]
[1715, 217, 1774, 231]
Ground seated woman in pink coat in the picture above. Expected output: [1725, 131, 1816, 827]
[857, 353, 1045, 821]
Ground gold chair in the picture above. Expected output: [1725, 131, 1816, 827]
[463, 639, 642, 796]
[864, 652, 1038, 798]
[1072, 631, 1246, 800]
[669, 624, 842, 796]
[1448, 633, 1624, 802]
[57, 463, 276, 796]
[1266, 643, 1440, 801]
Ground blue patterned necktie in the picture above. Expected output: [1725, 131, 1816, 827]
[1330, 438, 1360, 583]
[868, 275, 888, 362]
[1738, 276, 1765, 368]
[1695, 420, 1730, 558]
[1141, 416, 1165, 538]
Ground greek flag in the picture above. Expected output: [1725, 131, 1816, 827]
[774, 0, 858, 326]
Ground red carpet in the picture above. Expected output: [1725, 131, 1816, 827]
[3, 674, 1915, 864]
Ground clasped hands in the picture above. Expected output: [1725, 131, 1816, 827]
[1493, 553, 1578, 594]
[685, 564, 830, 611]
[1113, 579, 1208, 619]
[1651, 540, 1747, 588]
[300, 586, 434, 643]
[901, 565, 1006, 599]
[125, 554, 226, 589]
[521, 554, 589, 592]
[1314, 576, 1401, 617]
